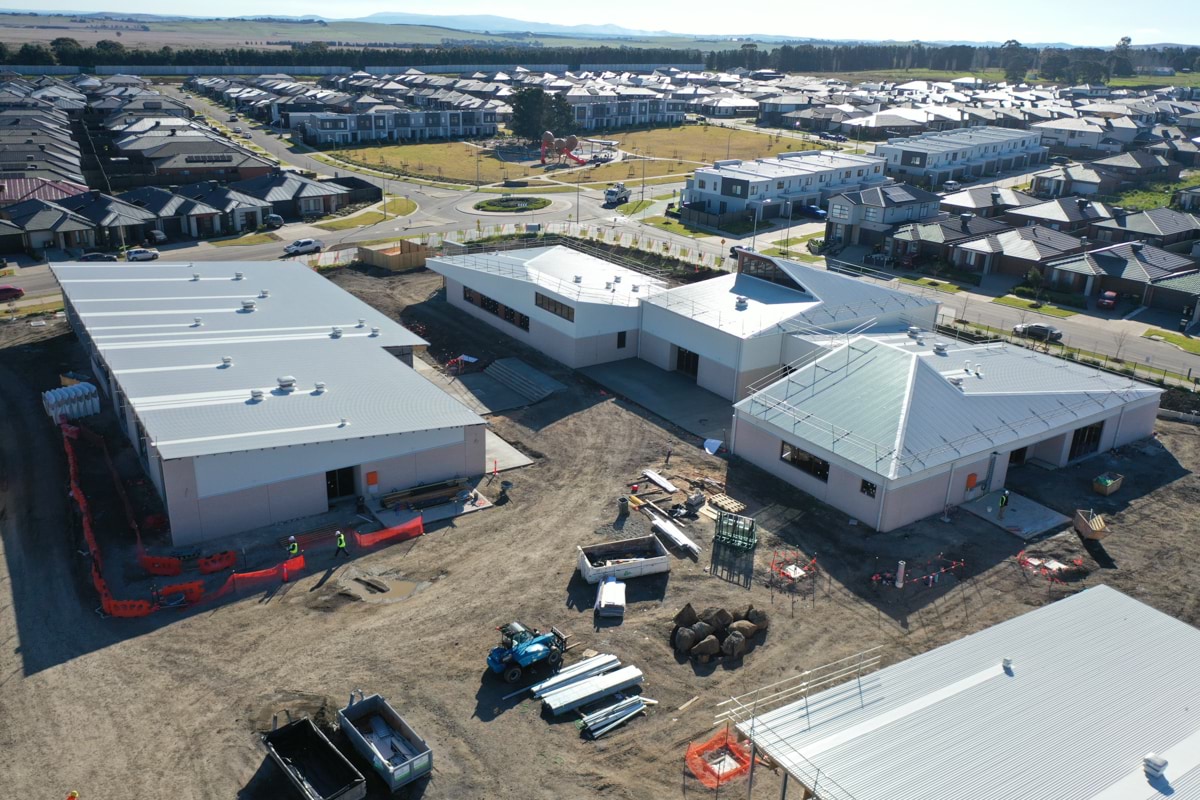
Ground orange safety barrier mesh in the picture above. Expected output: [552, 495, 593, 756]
[685, 728, 753, 789]
[159, 580, 206, 604]
[231, 565, 281, 586]
[281, 554, 306, 582]
[103, 597, 155, 618]
[354, 517, 424, 548]
[198, 550, 237, 574]
[138, 554, 183, 577]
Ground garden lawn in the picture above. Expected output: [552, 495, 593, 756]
[1145, 328, 1200, 355]
[609, 126, 820, 163]
[315, 212, 387, 230]
[209, 232, 281, 246]
[617, 199, 654, 215]
[992, 294, 1076, 318]
[899, 276, 964, 293]
[330, 142, 518, 184]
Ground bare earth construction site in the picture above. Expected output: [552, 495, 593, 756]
[1, 265, 1199, 799]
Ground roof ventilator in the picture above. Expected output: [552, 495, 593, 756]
[191, 272, 201, 281]
[339, 417, 349, 427]
[605, 281, 613, 290]
[948, 375, 964, 387]
[1145, 754, 1168, 779]
[250, 389, 265, 402]
[907, 326, 921, 338]
[735, 296, 748, 310]
[632, 284, 640, 293]
[933, 342, 948, 354]
[241, 300, 257, 312]
[234, 271, 244, 280]
[220, 356, 233, 367]
[259, 289, 270, 298]
[357, 318, 366, 327]
[614, 275, 621, 283]
[370, 326, 380, 337]
[192, 316, 202, 327]
[277, 376, 297, 391]
[573, 275, 582, 284]
[314, 381, 326, 394]
[331, 326, 343, 338]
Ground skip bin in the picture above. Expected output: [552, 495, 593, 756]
[338, 693, 432, 792]
[261, 717, 365, 800]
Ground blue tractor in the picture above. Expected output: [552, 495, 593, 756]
[487, 622, 567, 683]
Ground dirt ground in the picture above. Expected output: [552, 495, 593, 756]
[2, 268, 1199, 799]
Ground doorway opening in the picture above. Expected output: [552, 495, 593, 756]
[326, 466, 355, 500]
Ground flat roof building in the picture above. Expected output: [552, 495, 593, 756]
[875, 126, 1047, 188]
[52, 259, 486, 545]
[736, 585, 1200, 800]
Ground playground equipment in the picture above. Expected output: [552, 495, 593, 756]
[541, 131, 585, 165]
[487, 621, 567, 683]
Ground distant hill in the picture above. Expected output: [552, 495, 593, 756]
[349, 12, 675, 38]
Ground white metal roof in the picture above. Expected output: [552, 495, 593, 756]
[735, 334, 1160, 479]
[738, 585, 1200, 800]
[52, 260, 483, 460]
[646, 259, 937, 339]
[428, 246, 667, 307]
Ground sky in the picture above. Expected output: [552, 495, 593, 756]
[7, 0, 1199, 47]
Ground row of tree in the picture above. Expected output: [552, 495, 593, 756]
[706, 39, 1200, 82]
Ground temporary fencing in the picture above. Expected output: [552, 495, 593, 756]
[198, 551, 237, 574]
[685, 728, 753, 790]
[158, 580, 206, 604]
[353, 518, 424, 548]
[138, 554, 183, 576]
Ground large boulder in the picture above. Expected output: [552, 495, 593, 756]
[674, 603, 699, 628]
[747, 607, 770, 631]
[699, 606, 735, 634]
[727, 619, 759, 640]
[691, 620, 714, 641]
[673, 625, 697, 654]
[690, 635, 721, 657]
[721, 631, 748, 658]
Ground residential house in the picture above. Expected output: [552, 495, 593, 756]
[174, 180, 272, 232]
[1176, 185, 1200, 212]
[57, 190, 159, 249]
[825, 183, 942, 248]
[1089, 207, 1200, 252]
[948, 225, 1085, 277]
[0, 177, 86, 205]
[1004, 197, 1116, 233]
[939, 186, 1040, 218]
[1032, 116, 1141, 153]
[230, 171, 350, 219]
[1043, 240, 1197, 303]
[888, 213, 1012, 265]
[682, 151, 888, 226]
[1087, 151, 1183, 186]
[0, 198, 96, 253]
[1030, 164, 1122, 197]
[117, 186, 225, 238]
[874, 126, 1047, 188]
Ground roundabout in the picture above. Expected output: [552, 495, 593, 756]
[472, 195, 552, 213]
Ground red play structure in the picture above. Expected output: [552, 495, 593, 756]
[540, 130, 585, 165]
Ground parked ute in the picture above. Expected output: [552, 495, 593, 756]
[77, 252, 118, 262]
[0, 285, 25, 302]
[125, 248, 160, 261]
[284, 238, 324, 255]
[1097, 291, 1119, 310]
[1013, 322, 1063, 342]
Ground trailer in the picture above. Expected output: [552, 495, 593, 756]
[338, 693, 432, 792]
[261, 718, 365, 800]
[578, 535, 671, 584]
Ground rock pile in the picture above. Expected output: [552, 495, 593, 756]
[670, 602, 769, 664]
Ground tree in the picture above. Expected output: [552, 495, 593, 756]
[1109, 35, 1134, 77]
[1000, 39, 1032, 83]
[1025, 267, 1044, 300]
[51, 37, 81, 53]
[95, 39, 126, 56]
[544, 93, 575, 137]
[509, 86, 548, 142]
[15, 43, 57, 65]
[1039, 52, 1071, 81]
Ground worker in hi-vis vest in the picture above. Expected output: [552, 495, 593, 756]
[334, 530, 349, 559]
[998, 490, 1011, 520]
[287, 535, 300, 557]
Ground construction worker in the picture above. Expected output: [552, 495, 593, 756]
[287, 535, 300, 557]
[998, 490, 1010, 520]
[67, 793, 79, 800]
[334, 530, 349, 559]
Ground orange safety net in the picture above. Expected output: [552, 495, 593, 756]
[353, 517, 424, 548]
[159, 580, 206, 604]
[197, 550, 237, 574]
[685, 728, 753, 790]
[138, 553, 183, 576]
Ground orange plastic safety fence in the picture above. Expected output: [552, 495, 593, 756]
[685, 728, 752, 789]
[102, 595, 155, 618]
[138, 554, 183, 577]
[353, 517, 424, 548]
[198, 550, 237, 574]
[159, 580, 206, 604]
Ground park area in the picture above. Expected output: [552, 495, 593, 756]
[4, 266, 1198, 799]
[325, 125, 817, 186]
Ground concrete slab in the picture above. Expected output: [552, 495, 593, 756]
[960, 489, 1070, 541]
[372, 478, 494, 530]
[580, 359, 733, 442]
[491, 357, 567, 396]
[413, 358, 526, 415]
[486, 429, 533, 472]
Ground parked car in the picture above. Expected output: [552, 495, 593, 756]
[228, 114, 239, 122]
[1049, 155, 1070, 166]
[799, 204, 827, 220]
[265, 214, 284, 229]
[1012, 322, 1063, 342]
[1097, 291, 1119, 310]
[147, 229, 168, 245]
[232, 126, 243, 134]
[828, 133, 848, 142]
[0, 285, 25, 302]
[284, 238, 325, 256]
[125, 248, 160, 261]
[77, 251, 119, 262]
[943, 180, 963, 192]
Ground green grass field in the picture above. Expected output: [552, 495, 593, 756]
[900, 276, 964, 293]
[617, 200, 654, 216]
[992, 294, 1076, 318]
[209, 232, 281, 247]
[1145, 328, 1200, 355]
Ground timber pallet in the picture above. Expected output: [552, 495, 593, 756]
[709, 493, 746, 514]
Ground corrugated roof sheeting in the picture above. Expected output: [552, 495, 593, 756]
[740, 586, 1200, 800]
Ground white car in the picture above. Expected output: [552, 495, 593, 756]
[284, 238, 325, 256]
[125, 248, 160, 261]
